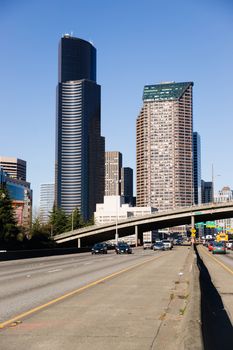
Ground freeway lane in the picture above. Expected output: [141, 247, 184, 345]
[217, 249, 233, 269]
[0, 249, 168, 324]
[198, 245, 233, 324]
[0, 246, 196, 350]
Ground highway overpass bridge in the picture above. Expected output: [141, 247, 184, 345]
[53, 201, 233, 247]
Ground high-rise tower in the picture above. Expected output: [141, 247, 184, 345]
[39, 183, 55, 224]
[136, 81, 193, 211]
[121, 167, 134, 205]
[55, 35, 105, 220]
[105, 152, 122, 196]
[0, 156, 26, 181]
[193, 132, 201, 205]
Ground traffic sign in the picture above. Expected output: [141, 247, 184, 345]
[190, 228, 196, 234]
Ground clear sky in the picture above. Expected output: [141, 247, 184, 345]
[0, 0, 233, 209]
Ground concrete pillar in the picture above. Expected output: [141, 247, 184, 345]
[191, 215, 195, 229]
[78, 238, 81, 248]
[135, 225, 138, 247]
[191, 215, 195, 246]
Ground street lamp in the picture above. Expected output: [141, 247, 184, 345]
[212, 164, 221, 203]
[115, 179, 121, 244]
[71, 209, 75, 231]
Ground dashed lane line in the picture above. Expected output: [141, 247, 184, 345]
[0, 253, 165, 330]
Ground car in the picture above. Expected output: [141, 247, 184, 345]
[212, 241, 226, 254]
[207, 241, 214, 252]
[226, 240, 233, 250]
[162, 240, 172, 250]
[153, 242, 165, 251]
[91, 243, 108, 254]
[115, 242, 132, 254]
[176, 238, 183, 245]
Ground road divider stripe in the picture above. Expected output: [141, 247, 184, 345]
[199, 246, 233, 276]
[47, 269, 63, 273]
[0, 253, 164, 329]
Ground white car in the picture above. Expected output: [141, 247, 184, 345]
[162, 240, 172, 250]
[226, 240, 233, 249]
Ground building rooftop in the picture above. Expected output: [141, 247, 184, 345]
[143, 81, 193, 101]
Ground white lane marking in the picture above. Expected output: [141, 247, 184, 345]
[47, 269, 62, 273]
[26, 275, 31, 278]
[84, 262, 93, 265]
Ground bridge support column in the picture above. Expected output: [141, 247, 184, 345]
[191, 215, 195, 246]
[78, 238, 81, 248]
[135, 225, 138, 247]
[191, 215, 195, 229]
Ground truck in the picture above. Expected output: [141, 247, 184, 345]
[216, 233, 228, 242]
[143, 231, 153, 249]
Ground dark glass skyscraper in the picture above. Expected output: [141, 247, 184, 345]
[193, 132, 201, 205]
[121, 167, 134, 205]
[55, 35, 105, 220]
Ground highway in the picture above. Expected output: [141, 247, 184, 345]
[0, 246, 198, 350]
[197, 246, 233, 323]
[0, 248, 164, 323]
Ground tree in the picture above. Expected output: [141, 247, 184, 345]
[0, 188, 19, 244]
[49, 205, 68, 235]
[66, 207, 84, 231]
[26, 217, 55, 249]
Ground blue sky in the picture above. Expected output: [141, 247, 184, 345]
[0, 0, 233, 209]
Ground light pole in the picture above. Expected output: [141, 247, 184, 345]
[212, 164, 221, 203]
[115, 179, 121, 244]
[71, 209, 75, 231]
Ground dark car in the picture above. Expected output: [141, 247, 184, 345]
[115, 242, 132, 254]
[153, 242, 165, 251]
[212, 241, 226, 254]
[91, 243, 108, 254]
[176, 238, 183, 245]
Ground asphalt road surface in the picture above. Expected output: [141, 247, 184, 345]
[0, 246, 193, 350]
[0, 248, 161, 323]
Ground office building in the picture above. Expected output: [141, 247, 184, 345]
[0, 167, 32, 228]
[39, 183, 55, 224]
[121, 167, 134, 205]
[215, 186, 233, 231]
[0, 156, 26, 181]
[55, 35, 105, 220]
[193, 132, 201, 205]
[201, 180, 213, 203]
[105, 152, 122, 196]
[94, 195, 156, 225]
[215, 186, 233, 203]
[136, 81, 194, 211]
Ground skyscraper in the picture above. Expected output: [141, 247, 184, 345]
[0, 156, 26, 181]
[105, 151, 122, 196]
[193, 132, 201, 205]
[136, 81, 193, 211]
[55, 35, 105, 220]
[39, 183, 55, 224]
[201, 180, 213, 204]
[121, 167, 134, 205]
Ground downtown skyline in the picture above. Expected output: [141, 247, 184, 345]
[0, 0, 233, 208]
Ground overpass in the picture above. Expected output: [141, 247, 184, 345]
[53, 201, 233, 247]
